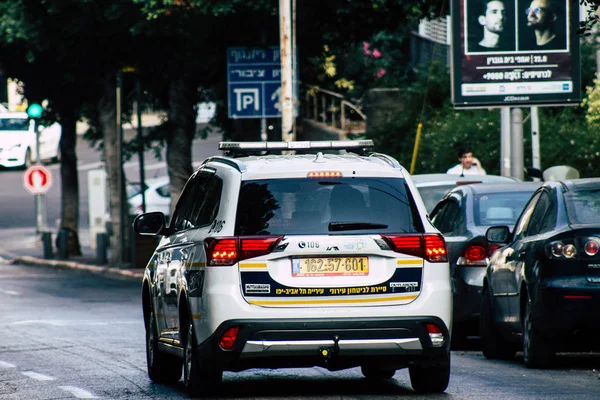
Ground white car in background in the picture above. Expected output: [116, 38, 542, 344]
[127, 176, 172, 217]
[0, 112, 62, 168]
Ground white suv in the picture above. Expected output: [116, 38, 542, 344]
[135, 140, 452, 397]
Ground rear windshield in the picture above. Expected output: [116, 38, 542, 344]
[474, 192, 533, 227]
[565, 189, 600, 224]
[0, 118, 29, 131]
[417, 185, 456, 212]
[235, 178, 423, 235]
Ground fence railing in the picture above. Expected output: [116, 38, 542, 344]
[303, 85, 367, 135]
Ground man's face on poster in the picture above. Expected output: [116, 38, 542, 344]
[527, 0, 556, 28]
[479, 0, 506, 34]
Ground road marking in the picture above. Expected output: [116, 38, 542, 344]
[0, 289, 20, 296]
[59, 386, 97, 399]
[0, 361, 16, 368]
[22, 371, 56, 381]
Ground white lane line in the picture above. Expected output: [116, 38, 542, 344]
[0, 289, 20, 296]
[22, 371, 56, 381]
[0, 361, 16, 368]
[59, 386, 97, 399]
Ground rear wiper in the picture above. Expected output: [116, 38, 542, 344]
[328, 222, 388, 231]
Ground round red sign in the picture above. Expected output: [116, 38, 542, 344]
[23, 165, 52, 194]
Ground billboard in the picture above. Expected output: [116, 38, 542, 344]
[451, 0, 581, 108]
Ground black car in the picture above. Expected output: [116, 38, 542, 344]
[481, 178, 600, 368]
[431, 182, 541, 345]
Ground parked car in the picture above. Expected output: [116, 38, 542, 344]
[412, 173, 520, 212]
[481, 178, 600, 368]
[430, 182, 541, 345]
[127, 176, 172, 217]
[135, 140, 452, 396]
[0, 112, 61, 168]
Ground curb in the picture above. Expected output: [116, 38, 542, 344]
[13, 256, 144, 279]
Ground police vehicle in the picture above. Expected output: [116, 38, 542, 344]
[134, 140, 452, 396]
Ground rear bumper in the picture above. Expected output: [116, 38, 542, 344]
[194, 316, 450, 372]
[453, 266, 485, 324]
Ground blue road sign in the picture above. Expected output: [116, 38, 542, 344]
[227, 47, 282, 119]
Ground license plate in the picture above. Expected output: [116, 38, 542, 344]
[292, 257, 369, 277]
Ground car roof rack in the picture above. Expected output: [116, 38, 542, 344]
[218, 140, 375, 157]
[368, 152, 402, 169]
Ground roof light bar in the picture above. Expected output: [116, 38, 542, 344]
[219, 140, 374, 152]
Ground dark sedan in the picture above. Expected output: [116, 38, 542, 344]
[430, 182, 541, 345]
[481, 178, 600, 368]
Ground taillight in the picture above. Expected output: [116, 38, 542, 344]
[546, 240, 578, 259]
[205, 236, 283, 266]
[381, 234, 422, 258]
[488, 243, 500, 257]
[219, 326, 239, 350]
[380, 234, 447, 263]
[425, 323, 444, 347]
[465, 245, 486, 262]
[424, 234, 448, 263]
[240, 236, 283, 260]
[205, 238, 238, 266]
[584, 239, 600, 256]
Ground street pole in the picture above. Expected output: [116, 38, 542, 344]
[500, 107, 511, 177]
[136, 77, 146, 213]
[33, 120, 47, 233]
[530, 106, 541, 181]
[279, 0, 294, 142]
[511, 108, 524, 180]
[116, 72, 125, 264]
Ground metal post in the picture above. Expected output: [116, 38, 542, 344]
[261, 118, 268, 141]
[501, 108, 511, 177]
[33, 120, 48, 233]
[42, 231, 53, 259]
[96, 233, 108, 265]
[58, 228, 69, 259]
[136, 77, 146, 213]
[530, 106, 541, 181]
[279, 0, 294, 142]
[116, 72, 125, 264]
[511, 108, 524, 180]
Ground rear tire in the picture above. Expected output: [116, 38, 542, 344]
[523, 299, 553, 369]
[183, 320, 222, 397]
[480, 289, 517, 360]
[409, 353, 450, 393]
[360, 366, 396, 379]
[146, 310, 182, 383]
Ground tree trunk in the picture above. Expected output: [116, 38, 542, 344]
[166, 73, 196, 213]
[98, 73, 125, 266]
[59, 111, 82, 256]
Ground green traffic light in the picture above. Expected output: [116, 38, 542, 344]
[27, 103, 43, 119]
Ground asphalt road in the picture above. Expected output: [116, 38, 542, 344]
[0, 262, 599, 400]
[0, 126, 224, 231]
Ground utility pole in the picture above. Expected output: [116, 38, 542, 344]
[530, 106, 541, 181]
[136, 77, 146, 213]
[500, 108, 511, 177]
[279, 0, 294, 142]
[511, 108, 524, 180]
[116, 72, 125, 264]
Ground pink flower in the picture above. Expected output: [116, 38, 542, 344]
[372, 49, 381, 58]
[376, 68, 386, 78]
[363, 41, 371, 55]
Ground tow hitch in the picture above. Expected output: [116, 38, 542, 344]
[320, 335, 340, 362]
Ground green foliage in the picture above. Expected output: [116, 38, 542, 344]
[367, 37, 600, 178]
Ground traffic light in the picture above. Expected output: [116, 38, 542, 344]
[27, 103, 43, 119]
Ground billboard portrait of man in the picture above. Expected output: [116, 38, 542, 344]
[467, 0, 516, 53]
[519, 0, 567, 50]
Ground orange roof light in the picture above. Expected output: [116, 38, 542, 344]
[307, 171, 342, 178]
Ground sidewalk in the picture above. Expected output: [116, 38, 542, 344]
[0, 227, 144, 280]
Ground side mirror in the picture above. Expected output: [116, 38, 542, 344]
[133, 212, 166, 236]
[526, 167, 543, 179]
[486, 226, 511, 244]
